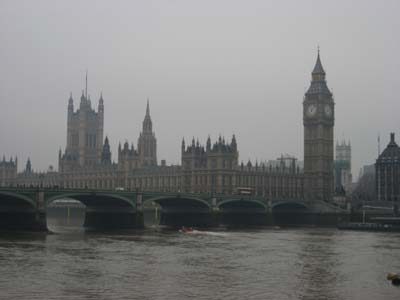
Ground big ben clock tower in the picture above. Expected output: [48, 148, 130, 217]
[303, 50, 334, 202]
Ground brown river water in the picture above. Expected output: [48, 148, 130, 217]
[0, 212, 399, 300]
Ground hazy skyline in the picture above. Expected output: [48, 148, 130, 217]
[1, 0, 399, 178]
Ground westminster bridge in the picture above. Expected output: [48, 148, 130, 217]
[0, 187, 347, 231]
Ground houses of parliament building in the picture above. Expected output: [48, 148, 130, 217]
[1, 52, 336, 202]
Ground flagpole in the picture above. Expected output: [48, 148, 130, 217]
[85, 69, 88, 99]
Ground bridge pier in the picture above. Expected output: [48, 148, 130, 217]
[0, 210, 47, 231]
[0, 188, 352, 230]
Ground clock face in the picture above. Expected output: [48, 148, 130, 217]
[324, 105, 332, 117]
[306, 104, 317, 117]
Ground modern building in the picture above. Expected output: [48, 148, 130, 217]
[376, 133, 400, 202]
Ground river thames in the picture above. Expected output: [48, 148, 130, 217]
[0, 218, 399, 300]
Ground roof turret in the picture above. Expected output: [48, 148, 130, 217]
[377, 133, 400, 162]
[306, 49, 332, 96]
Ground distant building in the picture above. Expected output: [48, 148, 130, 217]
[359, 164, 375, 178]
[0, 156, 17, 187]
[17, 158, 59, 187]
[334, 139, 352, 195]
[261, 155, 303, 170]
[376, 133, 400, 202]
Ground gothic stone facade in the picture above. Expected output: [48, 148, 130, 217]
[59, 91, 104, 170]
[2, 52, 337, 202]
[0, 157, 17, 187]
[303, 51, 335, 202]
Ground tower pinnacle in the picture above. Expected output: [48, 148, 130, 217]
[307, 49, 331, 95]
[138, 99, 157, 166]
[303, 50, 335, 202]
[312, 48, 325, 76]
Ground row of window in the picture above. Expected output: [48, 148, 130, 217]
[63, 175, 181, 190]
[69, 133, 98, 148]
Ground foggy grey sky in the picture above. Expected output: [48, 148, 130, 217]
[1, 0, 399, 179]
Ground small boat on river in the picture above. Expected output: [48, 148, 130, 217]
[179, 226, 194, 233]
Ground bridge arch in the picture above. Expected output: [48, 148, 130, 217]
[218, 198, 268, 211]
[47, 192, 137, 230]
[47, 192, 135, 209]
[0, 191, 37, 209]
[272, 201, 308, 211]
[146, 195, 212, 227]
[218, 198, 268, 226]
[146, 195, 211, 211]
[0, 191, 42, 230]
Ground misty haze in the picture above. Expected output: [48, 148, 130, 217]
[0, 1, 400, 300]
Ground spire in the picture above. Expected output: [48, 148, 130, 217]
[99, 92, 104, 105]
[306, 48, 331, 95]
[25, 157, 32, 173]
[312, 47, 325, 76]
[206, 135, 211, 151]
[142, 99, 152, 133]
[68, 93, 74, 114]
[231, 134, 237, 150]
[80, 90, 86, 106]
[101, 136, 111, 165]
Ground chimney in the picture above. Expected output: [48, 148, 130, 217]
[391, 132, 395, 143]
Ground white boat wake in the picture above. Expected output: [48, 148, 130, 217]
[180, 229, 228, 237]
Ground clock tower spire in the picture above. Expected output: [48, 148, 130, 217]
[303, 49, 335, 202]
